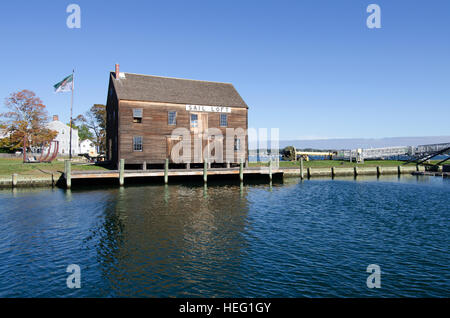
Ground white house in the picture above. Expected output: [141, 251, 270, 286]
[79, 139, 97, 156]
[0, 129, 8, 139]
[47, 115, 80, 155]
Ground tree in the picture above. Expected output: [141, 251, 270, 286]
[75, 104, 106, 153]
[67, 122, 93, 141]
[282, 146, 296, 161]
[0, 90, 57, 151]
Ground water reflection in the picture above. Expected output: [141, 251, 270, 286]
[90, 184, 250, 297]
[0, 175, 448, 297]
[65, 189, 72, 202]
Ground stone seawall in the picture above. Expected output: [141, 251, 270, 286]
[0, 175, 57, 189]
[282, 165, 424, 178]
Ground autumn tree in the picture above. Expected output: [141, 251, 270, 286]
[75, 104, 106, 153]
[0, 90, 57, 151]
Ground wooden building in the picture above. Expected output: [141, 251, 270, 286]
[106, 65, 249, 169]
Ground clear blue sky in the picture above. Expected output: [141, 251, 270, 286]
[0, 0, 449, 140]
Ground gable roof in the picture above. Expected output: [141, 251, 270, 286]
[110, 72, 248, 108]
[47, 120, 79, 133]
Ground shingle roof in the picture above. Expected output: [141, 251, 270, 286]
[110, 72, 248, 108]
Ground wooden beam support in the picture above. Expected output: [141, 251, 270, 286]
[12, 173, 18, 188]
[164, 158, 169, 184]
[239, 159, 244, 182]
[269, 159, 272, 181]
[300, 157, 304, 179]
[65, 160, 71, 189]
[119, 159, 125, 186]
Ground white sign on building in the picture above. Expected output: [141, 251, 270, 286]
[186, 105, 231, 113]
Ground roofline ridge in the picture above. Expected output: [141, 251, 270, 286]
[114, 71, 234, 85]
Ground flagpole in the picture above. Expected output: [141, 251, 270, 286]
[69, 69, 74, 160]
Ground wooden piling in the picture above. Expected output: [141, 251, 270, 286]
[354, 166, 358, 177]
[12, 173, 17, 188]
[119, 159, 125, 186]
[300, 157, 304, 179]
[203, 159, 208, 183]
[269, 159, 272, 181]
[239, 159, 244, 182]
[64, 160, 71, 189]
[307, 167, 311, 179]
[331, 167, 335, 178]
[377, 166, 381, 177]
[397, 165, 401, 175]
[164, 158, 169, 184]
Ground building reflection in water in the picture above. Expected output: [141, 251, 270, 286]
[91, 184, 251, 297]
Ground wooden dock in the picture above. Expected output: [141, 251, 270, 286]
[56, 159, 437, 189]
[69, 167, 283, 179]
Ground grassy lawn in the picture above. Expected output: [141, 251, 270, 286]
[1, 157, 437, 178]
[249, 160, 427, 169]
[0, 158, 109, 178]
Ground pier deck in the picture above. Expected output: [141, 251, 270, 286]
[68, 167, 283, 180]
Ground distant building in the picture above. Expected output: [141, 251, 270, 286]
[47, 115, 80, 155]
[79, 139, 97, 157]
[0, 129, 8, 139]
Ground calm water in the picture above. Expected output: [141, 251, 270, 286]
[0, 175, 448, 297]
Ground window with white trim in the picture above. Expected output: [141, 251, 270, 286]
[133, 108, 143, 123]
[168, 111, 177, 125]
[220, 114, 228, 127]
[133, 136, 143, 151]
[191, 114, 198, 128]
[234, 137, 241, 151]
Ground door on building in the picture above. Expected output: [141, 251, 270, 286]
[190, 112, 208, 163]
[167, 136, 183, 163]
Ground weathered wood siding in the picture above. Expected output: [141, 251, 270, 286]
[115, 100, 248, 165]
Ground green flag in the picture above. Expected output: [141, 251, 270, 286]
[53, 74, 73, 93]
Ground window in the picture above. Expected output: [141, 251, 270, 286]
[234, 137, 241, 151]
[191, 114, 198, 128]
[168, 111, 177, 125]
[220, 114, 228, 127]
[133, 108, 143, 123]
[133, 136, 143, 151]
